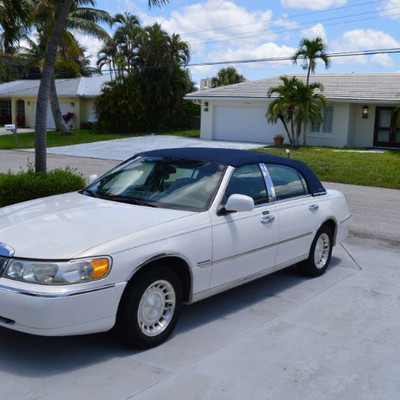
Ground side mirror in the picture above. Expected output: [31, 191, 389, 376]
[225, 194, 254, 213]
[87, 174, 98, 185]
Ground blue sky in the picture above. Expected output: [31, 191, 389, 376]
[82, 0, 400, 84]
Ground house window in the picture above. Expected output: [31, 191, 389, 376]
[311, 106, 333, 134]
[0, 101, 12, 125]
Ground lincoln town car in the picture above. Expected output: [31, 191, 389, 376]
[0, 148, 350, 348]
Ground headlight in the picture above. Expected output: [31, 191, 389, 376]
[2, 257, 111, 285]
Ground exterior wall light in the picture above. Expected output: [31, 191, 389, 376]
[362, 105, 369, 119]
[71, 102, 75, 107]
[204, 102, 209, 112]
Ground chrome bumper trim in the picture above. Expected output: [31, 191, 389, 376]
[340, 214, 352, 224]
[0, 283, 116, 298]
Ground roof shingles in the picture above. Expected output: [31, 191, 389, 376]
[186, 73, 400, 102]
[0, 75, 111, 98]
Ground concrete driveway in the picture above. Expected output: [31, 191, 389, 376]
[1, 137, 399, 399]
[26, 134, 264, 160]
[0, 237, 399, 400]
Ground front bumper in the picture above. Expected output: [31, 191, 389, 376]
[0, 279, 127, 336]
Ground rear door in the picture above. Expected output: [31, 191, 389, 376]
[265, 164, 321, 268]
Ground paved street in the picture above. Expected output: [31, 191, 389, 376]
[0, 137, 399, 399]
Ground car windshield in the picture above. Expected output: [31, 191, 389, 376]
[83, 156, 225, 211]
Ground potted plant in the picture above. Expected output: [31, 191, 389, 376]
[273, 134, 284, 145]
[62, 112, 74, 129]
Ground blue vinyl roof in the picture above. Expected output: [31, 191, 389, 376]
[138, 147, 326, 196]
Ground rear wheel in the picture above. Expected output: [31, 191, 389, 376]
[114, 267, 182, 349]
[298, 225, 333, 277]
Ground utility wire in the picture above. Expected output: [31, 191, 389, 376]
[188, 6, 400, 46]
[186, 47, 400, 67]
[178, 0, 383, 36]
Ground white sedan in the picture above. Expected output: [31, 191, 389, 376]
[0, 148, 350, 348]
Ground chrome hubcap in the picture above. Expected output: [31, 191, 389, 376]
[138, 280, 176, 337]
[314, 233, 330, 269]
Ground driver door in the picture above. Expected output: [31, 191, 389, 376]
[209, 164, 280, 292]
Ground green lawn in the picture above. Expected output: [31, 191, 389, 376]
[256, 146, 400, 189]
[0, 129, 200, 149]
[1, 129, 399, 189]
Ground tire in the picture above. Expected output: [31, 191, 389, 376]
[298, 225, 333, 277]
[114, 267, 182, 349]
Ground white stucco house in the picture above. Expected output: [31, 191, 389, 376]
[0, 75, 111, 130]
[185, 73, 400, 148]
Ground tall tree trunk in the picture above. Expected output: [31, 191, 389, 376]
[303, 66, 311, 146]
[35, 0, 75, 172]
[50, 73, 70, 135]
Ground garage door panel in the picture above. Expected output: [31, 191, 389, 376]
[213, 105, 283, 143]
[33, 102, 73, 130]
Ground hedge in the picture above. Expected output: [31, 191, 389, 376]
[0, 167, 86, 207]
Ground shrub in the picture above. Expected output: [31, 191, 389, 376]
[80, 121, 94, 130]
[0, 167, 86, 207]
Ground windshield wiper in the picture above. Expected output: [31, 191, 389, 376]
[81, 188, 101, 198]
[102, 195, 158, 207]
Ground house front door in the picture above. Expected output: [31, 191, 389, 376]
[374, 107, 400, 148]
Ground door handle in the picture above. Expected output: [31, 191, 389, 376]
[261, 215, 275, 224]
[309, 204, 319, 212]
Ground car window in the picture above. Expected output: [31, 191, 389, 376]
[266, 164, 308, 200]
[87, 156, 224, 211]
[225, 164, 268, 205]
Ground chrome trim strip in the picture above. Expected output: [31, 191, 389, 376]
[0, 243, 15, 257]
[212, 231, 313, 266]
[268, 194, 313, 205]
[0, 283, 116, 298]
[259, 163, 276, 202]
[192, 253, 310, 303]
[197, 259, 211, 268]
[340, 214, 351, 224]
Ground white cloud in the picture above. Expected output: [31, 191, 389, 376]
[331, 29, 400, 66]
[371, 53, 395, 67]
[73, 33, 105, 67]
[280, 0, 346, 11]
[380, 0, 400, 22]
[300, 24, 327, 43]
[208, 42, 295, 69]
[132, 0, 274, 56]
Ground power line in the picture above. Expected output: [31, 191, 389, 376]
[188, 5, 399, 46]
[177, 0, 383, 36]
[186, 47, 400, 68]
[3, 47, 400, 79]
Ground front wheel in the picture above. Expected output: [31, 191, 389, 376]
[298, 225, 333, 277]
[114, 267, 182, 349]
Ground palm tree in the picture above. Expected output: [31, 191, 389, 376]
[31, 0, 112, 135]
[35, 0, 74, 172]
[292, 37, 330, 145]
[266, 76, 327, 147]
[0, 0, 32, 52]
[35, 0, 169, 172]
[212, 67, 245, 88]
[292, 37, 330, 85]
[97, 38, 120, 80]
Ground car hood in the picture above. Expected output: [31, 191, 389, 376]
[0, 192, 193, 259]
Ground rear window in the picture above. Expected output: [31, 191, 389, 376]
[267, 165, 308, 200]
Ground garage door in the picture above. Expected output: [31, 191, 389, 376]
[33, 102, 73, 129]
[213, 105, 282, 143]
